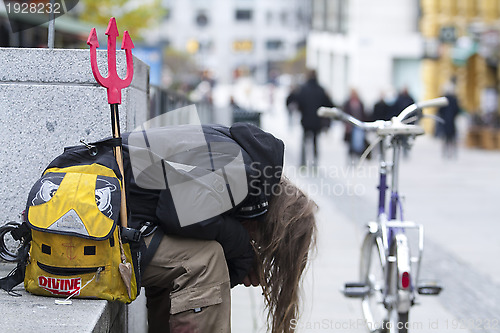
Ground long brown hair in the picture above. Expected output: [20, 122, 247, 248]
[254, 177, 317, 333]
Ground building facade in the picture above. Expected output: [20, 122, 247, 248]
[307, 0, 422, 108]
[152, 0, 311, 84]
[420, 0, 500, 148]
[421, 0, 500, 114]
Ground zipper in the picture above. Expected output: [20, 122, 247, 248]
[37, 261, 105, 276]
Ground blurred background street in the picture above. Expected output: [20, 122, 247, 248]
[228, 82, 500, 333]
[2, 0, 500, 332]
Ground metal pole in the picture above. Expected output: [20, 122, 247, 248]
[47, 0, 55, 48]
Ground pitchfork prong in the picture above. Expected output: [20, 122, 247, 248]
[87, 17, 135, 105]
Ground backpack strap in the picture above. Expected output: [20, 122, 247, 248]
[0, 265, 23, 294]
[10, 222, 30, 242]
[91, 137, 122, 147]
[0, 253, 27, 294]
[121, 227, 143, 243]
[141, 228, 163, 270]
[0, 222, 29, 262]
[0, 222, 31, 293]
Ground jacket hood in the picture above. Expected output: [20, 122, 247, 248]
[229, 123, 285, 218]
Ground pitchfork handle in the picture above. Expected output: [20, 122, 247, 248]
[111, 104, 128, 228]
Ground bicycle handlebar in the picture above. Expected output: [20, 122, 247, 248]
[317, 107, 380, 130]
[396, 97, 449, 122]
[317, 97, 449, 137]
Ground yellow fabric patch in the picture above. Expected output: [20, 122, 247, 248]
[28, 173, 114, 240]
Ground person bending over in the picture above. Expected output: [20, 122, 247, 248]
[123, 123, 317, 333]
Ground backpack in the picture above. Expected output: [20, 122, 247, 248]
[2, 139, 143, 303]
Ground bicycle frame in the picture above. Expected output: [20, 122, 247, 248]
[374, 134, 424, 315]
[377, 136, 403, 221]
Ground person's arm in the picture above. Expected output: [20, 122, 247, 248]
[210, 215, 255, 287]
[241, 260, 260, 287]
[286, 91, 296, 107]
[156, 197, 255, 287]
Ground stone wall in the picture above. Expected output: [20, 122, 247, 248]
[0, 47, 149, 223]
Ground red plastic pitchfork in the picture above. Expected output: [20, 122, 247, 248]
[87, 17, 134, 230]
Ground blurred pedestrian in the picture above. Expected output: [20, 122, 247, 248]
[285, 85, 300, 127]
[393, 87, 415, 158]
[393, 87, 415, 114]
[343, 88, 367, 161]
[437, 84, 461, 159]
[230, 96, 241, 111]
[288, 70, 334, 166]
[372, 92, 393, 121]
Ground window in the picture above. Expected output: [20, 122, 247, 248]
[266, 40, 283, 51]
[281, 11, 288, 25]
[312, 0, 326, 30]
[235, 9, 253, 21]
[339, 0, 348, 34]
[326, 0, 338, 32]
[414, 0, 421, 33]
[162, 39, 171, 48]
[196, 12, 209, 27]
[296, 9, 305, 25]
[163, 8, 172, 21]
[266, 11, 273, 25]
[199, 40, 213, 53]
[233, 40, 254, 52]
[325, 0, 348, 33]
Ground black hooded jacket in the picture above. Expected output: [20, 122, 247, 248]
[122, 123, 284, 287]
[291, 78, 334, 131]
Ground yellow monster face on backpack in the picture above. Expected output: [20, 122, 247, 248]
[24, 165, 137, 303]
[28, 171, 119, 236]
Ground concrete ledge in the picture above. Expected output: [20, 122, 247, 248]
[0, 263, 126, 333]
[0, 48, 149, 91]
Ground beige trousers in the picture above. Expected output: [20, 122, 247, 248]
[142, 233, 231, 333]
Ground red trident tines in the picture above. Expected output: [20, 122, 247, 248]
[87, 17, 135, 104]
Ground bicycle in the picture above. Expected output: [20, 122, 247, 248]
[318, 97, 448, 333]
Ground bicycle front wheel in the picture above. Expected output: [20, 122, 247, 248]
[360, 233, 387, 332]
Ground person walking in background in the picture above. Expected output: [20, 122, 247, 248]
[437, 83, 461, 159]
[287, 70, 334, 166]
[372, 92, 393, 121]
[393, 87, 415, 158]
[285, 85, 300, 127]
[343, 88, 367, 161]
[393, 86, 415, 115]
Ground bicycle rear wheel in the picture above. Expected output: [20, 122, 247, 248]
[398, 312, 409, 333]
[360, 234, 387, 332]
